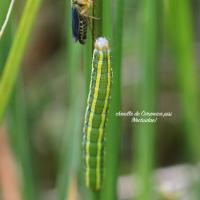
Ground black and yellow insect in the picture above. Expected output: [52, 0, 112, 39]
[83, 37, 113, 190]
[71, 0, 99, 45]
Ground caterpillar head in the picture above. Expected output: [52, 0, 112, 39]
[95, 37, 110, 51]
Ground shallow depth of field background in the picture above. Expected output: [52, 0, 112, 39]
[0, 0, 200, 200]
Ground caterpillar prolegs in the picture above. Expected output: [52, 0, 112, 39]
[83, 37, 113, 191]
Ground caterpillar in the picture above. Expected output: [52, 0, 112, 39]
[83, 37, 113, 191]
[71, 0, 100, 45]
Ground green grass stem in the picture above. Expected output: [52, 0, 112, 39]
[0, 2, 37, 199]
[102, 0, 111, 40]
[85, 1, 103, 199]
[167, 0, 200, 162]
[56, 1, 83, 199]
[84, 31, 92, 96]
[167, 1, 200, 197]
[56, 43, 82, 200]
[0, 0, 43, 127]
[92, 0, 103, 50]
[8, 77, 37, 200]
[92, 191, 100, 200]
[134, 0, 157, 200]
[56, 84, 83, 200]
[101, 0, 123, 199]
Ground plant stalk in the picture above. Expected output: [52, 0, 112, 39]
[168, 0, 200, 162]
[8, 78, 37, 200]
[92, 191, 100, 200]
[134, 0, 157, 200]
[0, 0, 43, 127]
[101, 0, 124, 199]
[92, 0, 103, 51]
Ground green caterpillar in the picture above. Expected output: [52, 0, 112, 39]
[83, 37, 113, 191]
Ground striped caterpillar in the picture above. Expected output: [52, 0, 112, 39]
[83, 37, 113, 190]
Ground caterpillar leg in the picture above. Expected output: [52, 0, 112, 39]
[80, 7, 101, 20]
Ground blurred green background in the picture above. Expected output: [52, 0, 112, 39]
[0, 0, 200, 200]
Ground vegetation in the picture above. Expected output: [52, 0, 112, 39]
[0, 0, 199, 200]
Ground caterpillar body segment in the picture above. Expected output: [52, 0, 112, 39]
[83, 38, 112, 190]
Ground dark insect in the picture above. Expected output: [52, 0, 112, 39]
[71, 0, 100, 45]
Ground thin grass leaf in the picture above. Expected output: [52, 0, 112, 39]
[84, 31, 92, 96]
[101, 0, 123, 199]
[0, 0, 43, 127]
[167, 0, 200, 162]
[102, 0, 111, 40]
[56, 1, 83, 198]
[8, 77, 37, 200]
[92, 0, 103, 51]
[56, 40, 82, 200]
[167, 1, 200, 198]
[133, 0, 157, 200]
[56, 85, 83, 200]
[0, 2, 37, 199]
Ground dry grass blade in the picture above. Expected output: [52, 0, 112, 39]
[0, 124, 21, 200]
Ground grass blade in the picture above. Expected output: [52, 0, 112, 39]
[8, 78, 37, 200]
[133, 0, 157, 200]
[167, 0, 200, 162]
[56, 84, 83, 200]
[92, 0, 103, 50]
[101, 0, 124, 199]
[0, 2, 37, 199]
[56, 0, 83, 198]
[0, 0, 43, 127]
[84, 32, 92, 96]
[167, 1, 200, 198]
[56, 34, 82, 200]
